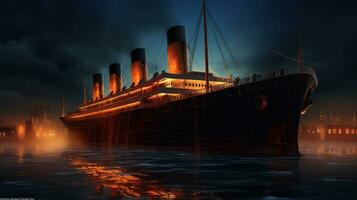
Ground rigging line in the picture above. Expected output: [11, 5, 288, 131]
[188, 17, 203, 71]
[123, 58, 131, 86]
[210, 18, 231, 76]
[146, 36, 165, 51]
[145, 37, 165, 75]
[192, 54, 203, 71]
[265, 47, 299, 63]
[84, 76, 90, 101]
[265, 47, 314, 68]
[188, 6, 203, 71]
[207, 9, 241, 77]
[188, 6, 203, 64]
[152, 39, 165, 73]
[158, 48, 167, 72]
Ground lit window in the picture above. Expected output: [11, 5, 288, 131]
[328, 129, 331, 134]
[352, 129, 355, 134]
[333, 129, 336, 134]
[317, 129, 320, 133]
[339, 129, 342, 134]
[346, 129, 349, 134]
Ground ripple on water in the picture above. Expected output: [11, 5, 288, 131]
[5, 180, 31, 186]
[321, 178, 354, 183]
[263, 170, 294, 176]
[262, 196, 291, 200]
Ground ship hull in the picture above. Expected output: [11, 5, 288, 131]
[61, 73, 316, 156]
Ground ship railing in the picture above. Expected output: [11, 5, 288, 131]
[236, 67, 318, 87]
[194, 82, 234, 94]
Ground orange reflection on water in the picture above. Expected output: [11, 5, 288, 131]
[0, 133, 68, 163]
[16, 145, 25, 163]
[301, 142, 357, 156]
[70, 159, 178, 199]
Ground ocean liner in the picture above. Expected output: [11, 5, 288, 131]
[60, 2, 318, 155]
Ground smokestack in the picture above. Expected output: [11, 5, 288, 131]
[131, 48, 148, 85]
[92, 73, 104, 100]
[109, 63, 121, 94]
[167, 25, 189, 74]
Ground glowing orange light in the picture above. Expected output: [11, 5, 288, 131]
[110, 74, 120, 94]
[17, 124, 25, 140]
[70, 101, 141, 119]
[168, 42, 188, 74]
[36, 131, 41, 138]
[132, 61, 147, 85]
[17, 146, 25, 164]
[92, 82, 102, 100]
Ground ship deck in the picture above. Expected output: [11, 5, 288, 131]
[65, 67, 318, 121]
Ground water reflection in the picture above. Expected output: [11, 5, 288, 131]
[0, 141, 356, 199]
[69, 158, 178, 199]
[16, 145, 25, 163]
[0, 135, 68, 164]
[300, 142, 357, 156]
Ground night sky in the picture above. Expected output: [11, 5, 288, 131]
[0, 0, 356, 124]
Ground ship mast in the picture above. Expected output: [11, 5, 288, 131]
[83, 79, 87, 103]
[61, 96, 65, 117]
[298, 2, 304, 72]
[203, 0, 210, 93]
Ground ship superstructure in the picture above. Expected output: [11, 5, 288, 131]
[67, 24, 233, 120]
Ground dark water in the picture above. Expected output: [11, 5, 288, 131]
[0, 140, 356, 200]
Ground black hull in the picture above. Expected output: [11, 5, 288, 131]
[61, 73, 316, 156]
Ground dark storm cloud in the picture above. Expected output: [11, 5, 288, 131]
[0, 0, 175, 122]
[221, 0, 357, 109]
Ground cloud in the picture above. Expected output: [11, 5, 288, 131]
[221, 0, 357, 108]
[0, 0, 175, 123]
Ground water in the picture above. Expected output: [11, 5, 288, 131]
[0, 140, 356, 200]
